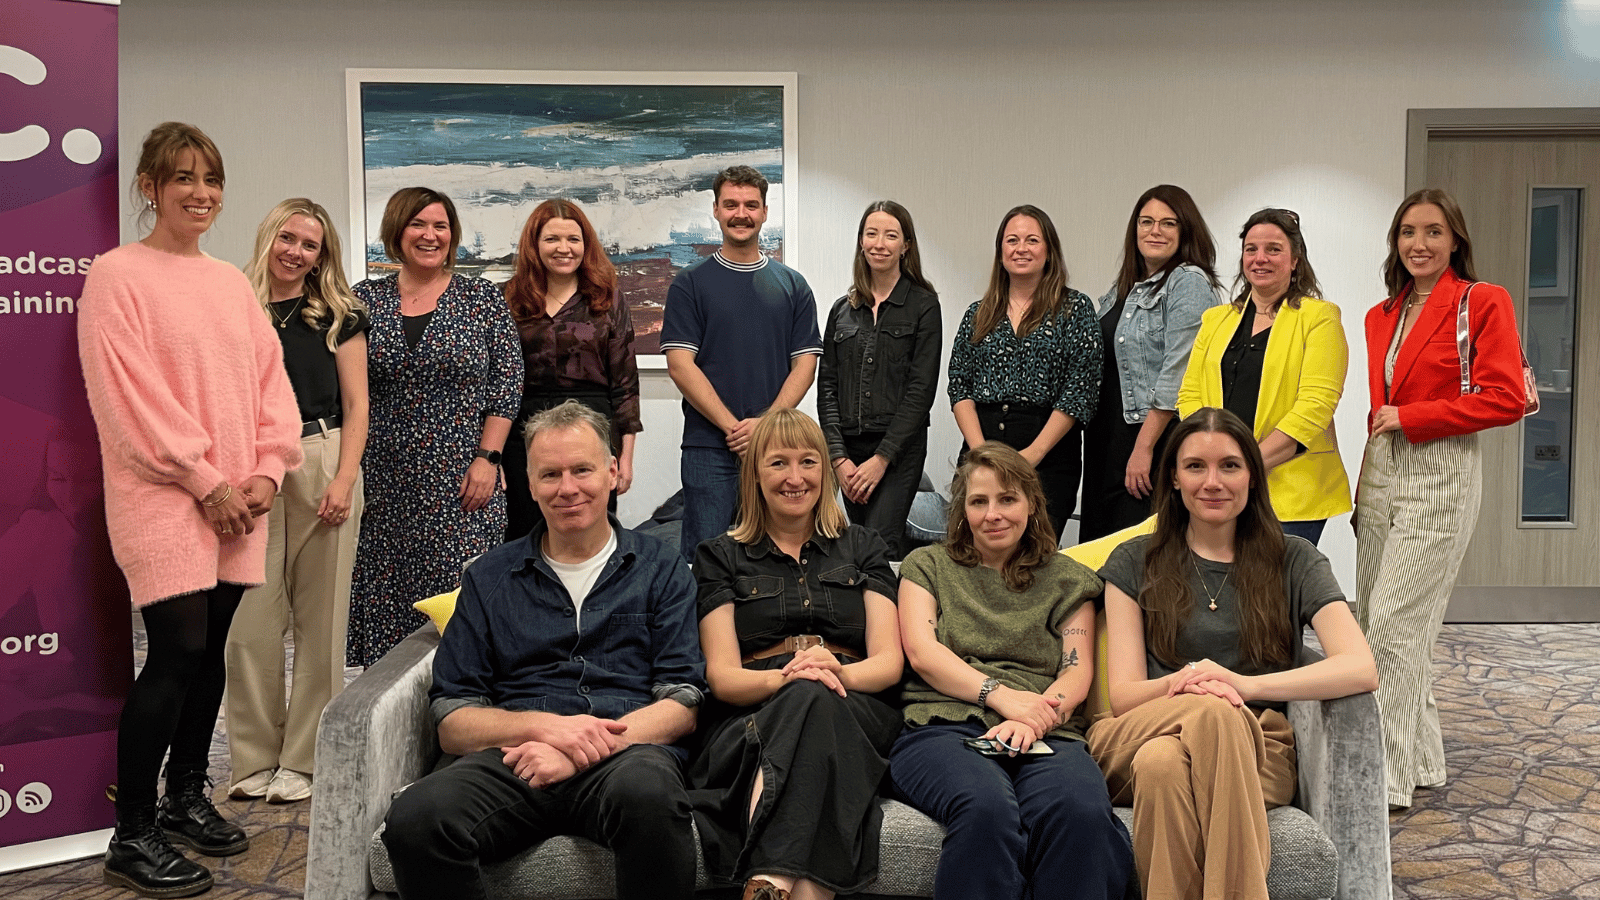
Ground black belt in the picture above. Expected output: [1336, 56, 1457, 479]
[302, 414, 342, 437]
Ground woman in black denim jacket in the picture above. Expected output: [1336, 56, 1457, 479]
[818, 201, 942, 559]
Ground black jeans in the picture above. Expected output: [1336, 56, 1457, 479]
[383, 744, 697, 900]
[840, 429, 927, 560]
[965, 403, 1080, 542]
[116, 584, 243, 816]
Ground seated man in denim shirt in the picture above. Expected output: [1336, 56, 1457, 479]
[383, 400, 707, 900]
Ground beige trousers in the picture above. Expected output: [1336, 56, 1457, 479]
[1354, 430, 1480, 808]
[225, 428, 361, 779]
[1087, 695, 1297, 900]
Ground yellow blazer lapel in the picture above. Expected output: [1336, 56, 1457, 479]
[1255, 302, 1296, 440]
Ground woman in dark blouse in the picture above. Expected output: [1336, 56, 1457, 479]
[502, 198, 640, 540]
[1088, 407, 1375, 900]
[948, 204, 1101, 541]
[819, 200, 941, 559]
[689, 408, 903, 900]
[348, 187, 522, 668]
[1176, 209, 1350, 545]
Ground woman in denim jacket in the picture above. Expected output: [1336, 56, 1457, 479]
[1081, 185, 1221, 541]
[819, 201, 941, 559]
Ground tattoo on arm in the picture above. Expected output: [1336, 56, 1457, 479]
[1059, 649, 1080, 672]
[1062, 627, 1089, 637]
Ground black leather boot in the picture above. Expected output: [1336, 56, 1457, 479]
[104, 806, 213, 897]
[158, 772, 249, 857]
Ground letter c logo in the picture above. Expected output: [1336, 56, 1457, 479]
[0, 44, 102, 165]
[0, 45, 49, 163]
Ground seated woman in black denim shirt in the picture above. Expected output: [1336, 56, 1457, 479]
[689, 408, 904, 900]
[819, 201, 942, 559]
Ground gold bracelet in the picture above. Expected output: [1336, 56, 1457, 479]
[202, 484, 233, 508]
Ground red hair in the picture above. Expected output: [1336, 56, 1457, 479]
[504, 199, 617, 322]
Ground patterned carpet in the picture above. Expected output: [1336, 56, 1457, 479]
[4, 624, 1598, 899]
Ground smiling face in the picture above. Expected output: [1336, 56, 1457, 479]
[141, 147, 222, 247]
[1172, 430, 1252, 528]
[538, 217, 584, 280]
[1396, 202, 1457, 286]
[400, 202, 453, 272]
[860, 210, 907, 277]
[267, 213, 325, 297]
[529, 423, 617, 539]
[964, 465, 1030, 566]
[1001, 214, 1046, 279]
[1241, 222, 1296, 302]
[758, 444, 823, 524]
[1136, 198, 1181, 274]
[713, 183, 768, 249]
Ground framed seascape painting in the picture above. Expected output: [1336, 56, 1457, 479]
[345, 69, 798, 366]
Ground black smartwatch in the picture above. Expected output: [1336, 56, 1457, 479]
[471, 448, 502, 465]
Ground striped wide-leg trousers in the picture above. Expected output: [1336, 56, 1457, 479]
[1354, 430, 1481, 809]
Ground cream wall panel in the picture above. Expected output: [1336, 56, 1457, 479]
[119, 0, 1600, 588]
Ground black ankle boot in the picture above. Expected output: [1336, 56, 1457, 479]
[158, 772, 249, 857]
[104, 806, 213, 898]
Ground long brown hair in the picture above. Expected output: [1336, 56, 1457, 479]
[504, 198, 618, 323]
[1141, 408, 1292, 670]
[847, 200, 936, 308]
[1230, 208, 1322, 312]
[1382, 188, 1478, 300]
[942, 442, 1058, 592]
[1112, 184, 1220, 303]
[729, 409, 848, 544]
[970, 205, 1073, 343]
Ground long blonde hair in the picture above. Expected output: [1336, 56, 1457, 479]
[245, 198, 364, 351]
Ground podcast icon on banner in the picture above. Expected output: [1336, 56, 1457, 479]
[18, 782, 53, 814]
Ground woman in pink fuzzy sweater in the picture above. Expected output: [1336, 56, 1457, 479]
[78, 122, 301, 899]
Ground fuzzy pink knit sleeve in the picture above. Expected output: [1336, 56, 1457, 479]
[78, 252, 227, 500]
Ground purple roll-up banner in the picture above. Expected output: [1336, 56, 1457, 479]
[0, 0, 130, 871]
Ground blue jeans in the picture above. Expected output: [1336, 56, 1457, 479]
[1281, 518, 1327, 545]
[889, 722, 1133, 900]
[680, 447, 742, 562]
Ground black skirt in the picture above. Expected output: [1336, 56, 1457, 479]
[687, 676, 904, 892]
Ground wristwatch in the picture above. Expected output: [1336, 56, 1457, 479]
[471, 448, 502, 465]
[977, 677, 1001, 710]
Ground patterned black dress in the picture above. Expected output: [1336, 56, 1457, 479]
[347, 273, 521, 667]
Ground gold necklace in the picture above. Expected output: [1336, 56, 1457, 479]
[269, 296, 305, 329]
[1189, 551, 1229, 612]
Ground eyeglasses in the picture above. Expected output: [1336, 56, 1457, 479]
[1137, 216, 1180, 232]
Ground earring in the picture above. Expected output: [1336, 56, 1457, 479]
[310, 265, 320, 277]
[145, 197, 156, 211]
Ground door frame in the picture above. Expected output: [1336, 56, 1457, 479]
[1408, 107, 1600, 621]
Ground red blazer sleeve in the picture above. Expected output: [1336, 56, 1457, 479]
[1365, 273, 1524, 444]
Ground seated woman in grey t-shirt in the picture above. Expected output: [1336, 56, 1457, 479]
[1087, 407, 1377, 900]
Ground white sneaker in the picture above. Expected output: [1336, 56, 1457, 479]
[229, 769, 276, 800]
[266, 768, 312, 803]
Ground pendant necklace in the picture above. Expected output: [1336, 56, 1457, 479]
[1190, 551, 1229, 612]
[270, 296, 305, 329]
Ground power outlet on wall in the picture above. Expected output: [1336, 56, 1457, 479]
[1534, 445, 1563, 461]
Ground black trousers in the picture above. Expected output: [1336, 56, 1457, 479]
[964, 402, 1080, 542]
[840, 429, 927, 560]
[1078, 414, 1173, 542]
[383, 745, 697, 900]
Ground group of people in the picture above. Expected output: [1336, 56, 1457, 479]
[76, 119, 1531, 899]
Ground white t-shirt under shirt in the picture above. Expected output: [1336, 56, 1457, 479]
[546, 527, 618, 630]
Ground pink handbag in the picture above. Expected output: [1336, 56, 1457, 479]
[1456, 283, 1540, 417]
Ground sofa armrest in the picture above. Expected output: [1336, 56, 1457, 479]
[1288, 690, 1392, 900]
[306, 626, 442, 900]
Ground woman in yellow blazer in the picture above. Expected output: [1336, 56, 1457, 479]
[1177, 208, 1350, 544]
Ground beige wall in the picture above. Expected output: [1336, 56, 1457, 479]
[120, 0, 1600, 585]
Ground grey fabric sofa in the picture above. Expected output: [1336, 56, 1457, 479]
[306, 626, 1392, 900]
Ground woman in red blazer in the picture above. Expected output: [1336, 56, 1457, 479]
[1355, 188, 1525, 810]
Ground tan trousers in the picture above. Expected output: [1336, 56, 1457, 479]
[1354, 430, 1480, 808]
[225, 428, 361, 778]
[1087, 695, 1297, 900]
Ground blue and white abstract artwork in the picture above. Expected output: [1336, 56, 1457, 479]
[350, 74, 792, 356]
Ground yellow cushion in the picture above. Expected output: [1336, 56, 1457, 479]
[1061, 516, 1158, 720]
[414, 589, 460, 635]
